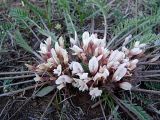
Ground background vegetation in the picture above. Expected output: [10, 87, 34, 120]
[0, 0, 160, 119]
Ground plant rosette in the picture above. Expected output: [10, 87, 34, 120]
[26, 31, 146, 99]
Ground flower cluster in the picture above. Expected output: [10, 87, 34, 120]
[26, 32, 145, 99]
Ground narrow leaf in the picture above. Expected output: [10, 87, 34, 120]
[36, 86, 55, 97]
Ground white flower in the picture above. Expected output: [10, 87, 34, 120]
[112, 64, 127, 81]
[93, 73, 103, 81]
[72, 78, 88, 91]
[55, 42, 68, 64]
[122, 46, 129, 55]
[89, 56, 99, 74]
[57, 83, 65, 90]
[89, 87, 102, 99]
[70, 62, 84, 74]
[128, 59, 139, 70]
[77, 73, 88, 80]
[70, 31, 78, 45]
[54, 64, 62, 76]
[45, 36, 52, 47]
[82, 31, 91, 49]
[60, 48, 68, 64]
[51, 48, 59, 64]
[34, 74, 42, 81]
[56, 75, 72, 84]
[93, 66, 109, 81]
[108, 50, 125, 62]
[58, 36, 64, 48]
[119, 82, 132, 90]
[70, 45, 83, 55]
[130, 48, 142, 56]
[39, 43, 48, 54]
[56, 75, 73, 90]
[123, 34, 132, 46]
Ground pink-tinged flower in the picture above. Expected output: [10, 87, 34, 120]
[25, 64, 34, 70]
[130, 48, 142, 56]
[36, 63, 49, 72]
[55, 75, 73, 90]
[103, 49, 110, 58]
[70, 31, 78, 45]
[108, 50, 125, 62]
[34, 73, 42, 82]
[39, 43, 48, 54]
[70, 45, 83, 55]
[128, 59, 138, 70]
[93, 67, 109, 81]
[72, 78, 88, 91]
[122, 46, 129, 55]
[58, 36, 64, 48]
[57, 83, 65, 90]
[123, 34, 132, 46]
[82, 31, 91, 50]
[112, 64, 127, 81]
[60, 48, 68, 64]
[77, 73, 88, 80]
[55, 42, 68, 64]
[51, 48, 59, 64]
[119, 82, 132, 90]
[107, 61, 120, 69]
[89, 56, 99, 74]
[89, 87, 102, 99]
[54, 64, 62, 76]
[45, 36, 52, 47]
[69, 62, 84, 74]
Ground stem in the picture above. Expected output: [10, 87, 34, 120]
[131, 88, 160, 95]
[40, 90, 58, 120]
[0, 74, 35, 80]
[0, 71, 33, 75]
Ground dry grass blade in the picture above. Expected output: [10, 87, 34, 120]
[0, 74, 35, 80]
[0, 79, 35, 89]
[111, 93, 137, 120]
[0, 71, 34, 75]
[40, 90, 58, 120]
[0, 81, 50, 97]
[131, 88, 160, 95]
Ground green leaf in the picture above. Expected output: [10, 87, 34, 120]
[22, 0, 47, 18]
[9, 8, 28, 20]
[121, 101, 152, 120]
[36, 86, 55, 97]
[38, 29, 57, 43]
[14, 30, 33, 53]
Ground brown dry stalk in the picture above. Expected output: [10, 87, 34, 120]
[0, 74, 36, 80]
[0, 81, 50, 97]
[131, 88, 160, 95]
[40, 90, 58, 120]
[0, 71, 34, 75]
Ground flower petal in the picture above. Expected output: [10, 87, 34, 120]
[89, 56, 99, 74]
[119, 82, 132, 90]
[112, 64, 127, 81]
[54, 64, 62, 76]
[56, 75, 72, 85]
[89, 87, 102, 99]
[39, 43, 48, 54]
[70, 45, 83, 55]
[51, 48, 59, 64]
[130, 48, 142, 56]
[77, 73, 88, 80]
[58, 36, 64, 48]
[45, 36, 52, 47]
[70, 62, 84, 74]
[57, 83, 65, 90]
